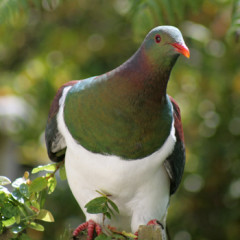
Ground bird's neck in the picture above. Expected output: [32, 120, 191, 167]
[113, 47, 176, 104]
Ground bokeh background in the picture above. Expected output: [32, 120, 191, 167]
[0, 0, 240, 239]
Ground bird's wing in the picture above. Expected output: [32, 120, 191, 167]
[45, 81, 78, 162]
[164, 96, 185, 195]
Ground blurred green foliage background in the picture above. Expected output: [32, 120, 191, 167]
[0, 0, 240, 239]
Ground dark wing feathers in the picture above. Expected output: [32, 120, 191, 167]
[45, 81, 78, 162]
[164, 96, 185, 195]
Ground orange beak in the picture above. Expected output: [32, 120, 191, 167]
[170, 43, 190, 58]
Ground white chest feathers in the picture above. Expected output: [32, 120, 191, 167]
[57, 86, 176, 233]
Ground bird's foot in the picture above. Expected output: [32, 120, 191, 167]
[147, 219, 164, 229]
[73, 219, 102, 240]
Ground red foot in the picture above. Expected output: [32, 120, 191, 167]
[73, 219, 102, 240]
[134, 231, 138, 239]
[147, 219, 159, 226]
[148, 219, 164, 229]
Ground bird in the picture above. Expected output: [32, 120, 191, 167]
[45, 25, 189, 239]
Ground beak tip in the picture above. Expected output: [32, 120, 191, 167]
[185, 51, 190, 59]
[180, 45, 190, 59]
[170, 42, 190, 59]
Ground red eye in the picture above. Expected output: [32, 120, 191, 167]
[155, 34, 161, 43]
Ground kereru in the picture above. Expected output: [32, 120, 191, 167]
[45, 26, 189, 239]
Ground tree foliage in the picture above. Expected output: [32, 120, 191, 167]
[0, 162, 66, 239]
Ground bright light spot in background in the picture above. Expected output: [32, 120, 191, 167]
[182, 21, 211, 44]
[0, 96, 33, 134]
[229, 179, 240, 199]
[47, 50, 64, 67]
[184, 174, 204, 193]
[42, 0, 60, 11]
[203, 111, 220, 128]
[0, 96, 30, 118]
[206, 40, 225, 58]
[198, 99, 220, 137]
[228, 117, 240, 136]
[174, 230, 191, 240]
[28, 9, 41, 26]
[114, 0, 131, 15]
[14, 75, 32, 93]
[198, 99, 215, 117]
[26, 59, 45, 79]
[87, 34, 105, 52]
[198, 122, 216, 137]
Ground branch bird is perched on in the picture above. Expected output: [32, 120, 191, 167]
[45, 26, 190, 239]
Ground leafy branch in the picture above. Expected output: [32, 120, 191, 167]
[85, 190, 119, 223]
[0, 161, 66, 239]
[84, 191, 136, 240]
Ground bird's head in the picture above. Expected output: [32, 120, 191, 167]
[142, 26, 190, 68]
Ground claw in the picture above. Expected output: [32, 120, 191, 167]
[73, 220, 102, 240]
[147, 219, 164, 229]
[134, 231, 138, 239]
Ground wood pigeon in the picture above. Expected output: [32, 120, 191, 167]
[45, 26, 189, 239]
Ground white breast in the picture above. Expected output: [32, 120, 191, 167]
[57, 86, 176, 232]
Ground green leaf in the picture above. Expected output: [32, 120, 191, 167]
[104, 211, 111, 219]
[1, 202, 18, 218]
[12, 188, 25, 204]
[47, 176, 57, 194]
[11, 224, 26, 234]
[0, 192, 7, 202]
[19, 183, 30, 198]
[32, 163, 57, 174]
[107, 198, 119, 214]
[112, 233, 126, 240]
[86, 204, 108, 214]
[85, 197, 108, 214]
[95, 234, 112, 240]
[12, 177, 26, 188]
[122, 231, 137, 238]
[28, 222, 44, 231]
[59, 164, 67, 180]
[39, 189, 47, 208]
[28, 199, 40, 212]
[0, 176, 11, 186]
[15, 213, 21, 224]
[85, 197, 107, 208]
[29, 177, 48, 193]
[2, 216, 16, 227]
[0, 221, 3, 234]
[107, 205, 114, 217]
[0, 186, 10, 194]
[36, 209, 55, 222]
